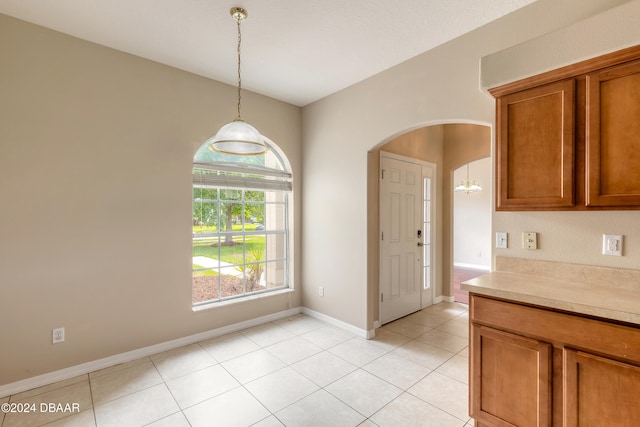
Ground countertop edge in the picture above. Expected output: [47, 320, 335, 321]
[461, 272, 640, 326]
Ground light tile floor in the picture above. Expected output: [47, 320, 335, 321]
[1, 302, 472, 427]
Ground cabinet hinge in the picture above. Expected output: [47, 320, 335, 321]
[381, 169, 385, 180]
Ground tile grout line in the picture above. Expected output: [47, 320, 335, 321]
[87, 374, 97, 427]
[7, 304, 470, 427]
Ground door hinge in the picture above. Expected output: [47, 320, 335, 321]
[381, 293, 384, 303]
[381, 231, 384, 241]
[381, 169, 385, 180]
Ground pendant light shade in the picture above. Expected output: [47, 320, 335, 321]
[208, 7, 267, 156]
[207, 119, 264, 155]
[454, 163, 483, 194]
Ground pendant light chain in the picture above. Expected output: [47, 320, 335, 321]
[236, 12, 243, 120]
[208, 7, 266, 156]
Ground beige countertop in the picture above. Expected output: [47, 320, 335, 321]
[461, 271, 640, 325]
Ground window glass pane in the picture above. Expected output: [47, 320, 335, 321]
[193, 201, 219, 233]
[193, 187, 218, 201]
[193, 188, 219, 230]
[193, 236, 218, 263]
[217, 201, 243, 236]
[424, 266, 431, 290]
[245, 189, 265, 202]
[265, 203, 285, 231]
[192, 235, 221, 304]
[220, 189, 242, 201]
[425, 178, 431, 200]
[266, 233, 286, 260]
[217, 235, 245, 266]
[268, 191, 286, 203]
[246, 234, 266, 262]
[193, 268, 220, 304]
[245, 202, 266, 230]
[244, 259, 265, 293]
[424, 244, 430, 268]
[264, 260, 287, 289]
[222, 273, 244, 298]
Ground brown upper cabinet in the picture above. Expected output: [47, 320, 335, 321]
[491, 45, 640, 211]
[586, 59, 640, 207]
[496, 79, 575, 210]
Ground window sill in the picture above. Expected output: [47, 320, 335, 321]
[192, 288, 295, 312]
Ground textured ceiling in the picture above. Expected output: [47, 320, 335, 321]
[0, 0, 537, 106]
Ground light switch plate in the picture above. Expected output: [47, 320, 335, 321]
[522, 232, 537, 250]
[496, 232, 508, 249]
[603, 234, 623, 256]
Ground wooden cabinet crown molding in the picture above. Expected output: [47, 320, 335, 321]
[488, 45, 640, 98]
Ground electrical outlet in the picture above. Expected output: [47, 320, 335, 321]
[603, 234, 623, 256]
[522, 232, 537, 250]
[319, 286, 324, 297]
[52, 327, 65, 344]
[496, 232, 508, 249]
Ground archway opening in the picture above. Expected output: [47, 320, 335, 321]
[452, 157, 491, 304]
[367, 122, 490, 327]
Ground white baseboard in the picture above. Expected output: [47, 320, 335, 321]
[454, 262, 491, 271]
[434, 295, 456, 303]
[301, 307, 371, 339]
[0, 307, 303, 398]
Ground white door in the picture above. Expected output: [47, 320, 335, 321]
[380, 154, 423, 324]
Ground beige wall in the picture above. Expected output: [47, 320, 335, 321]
[485, 0, 640, 269]
[301, 0, 635, 331]
[2, 0, 639, 388]
[481, 0, 640, 91]
[0, 14, 302, 386]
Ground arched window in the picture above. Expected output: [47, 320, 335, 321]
[192, 139, 292, 307]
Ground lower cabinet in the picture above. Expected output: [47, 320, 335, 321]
[563, 349, 640, 426]
[471, 325, 551, 426]
[469, 294, 640, 426]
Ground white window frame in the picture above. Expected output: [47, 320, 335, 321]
[192, 140, 292, 308]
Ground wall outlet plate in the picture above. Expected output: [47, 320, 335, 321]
[603, 234, 623, 256]
[52, 327, 65, 344]
[522, 232, 537, 250]
[496, 232, 508, 249]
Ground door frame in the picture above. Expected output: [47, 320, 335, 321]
[379, 151, 436, 323]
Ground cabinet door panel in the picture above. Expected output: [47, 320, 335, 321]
[471, 325, 552, 427]
[564, 349, 640, 426]
[496, 79, 575, 210]
[586, 59, 640, 206]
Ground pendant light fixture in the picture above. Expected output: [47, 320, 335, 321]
[454, 163, 482, 194]
[207, 7, 266, 156]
